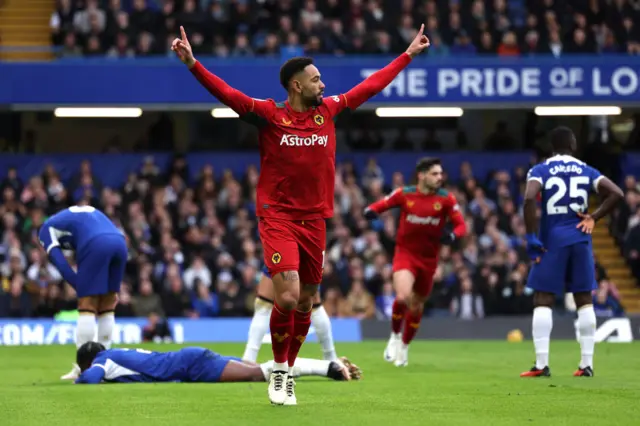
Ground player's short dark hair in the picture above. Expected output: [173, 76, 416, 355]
[549, 126, 575, 153]
[77, 341, 106, 372]
[416, 157, 442, 173]
[280, 57, 314, 90]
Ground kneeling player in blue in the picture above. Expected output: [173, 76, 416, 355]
[74, 342, 361, 384]
[522, 127, 623, 378]
[38, 205, 128, 380]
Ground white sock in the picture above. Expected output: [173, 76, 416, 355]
[532, 306, 553, 369]
[272, 362, 288, 372]
[311, 306, 337, 361]
[261, 358, 331, 379]
[577, 305, 596, 369]
[293, 358, 331, 377]
[97, 312, 115, 349]
[242, 299, 272, 362]
[76, 313, 97, 349]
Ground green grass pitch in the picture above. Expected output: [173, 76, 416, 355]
[1, 341, 639, 426]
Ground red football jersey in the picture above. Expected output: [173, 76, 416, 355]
[368, 186, 466, 261]
[189, 53, 413, 221]
[249, 97, 348, 220]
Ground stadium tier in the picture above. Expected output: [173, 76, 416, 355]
[0, 152, 638, 319]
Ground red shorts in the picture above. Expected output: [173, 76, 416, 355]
[259, 217, 326, 284]
[392, 250, 437, 298]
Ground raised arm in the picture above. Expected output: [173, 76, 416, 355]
[172, 26, 271, 118]
[365, 188, 405, 218]
[342, 25, 430, 111]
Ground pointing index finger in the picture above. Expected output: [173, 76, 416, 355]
[180, 26, 187, 42]
[418, 24, 424, 36]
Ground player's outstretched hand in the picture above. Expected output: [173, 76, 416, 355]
[363, 207, 378, 220]
[525, 233, 546, 264]
[171, 26, 196, 68]
[440, 231, 456, 246]
[576, 212, 595, 234]
[405, 24, 430, 58]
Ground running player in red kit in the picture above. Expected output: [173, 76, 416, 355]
[172, 26, 430, 404]
[365, 158, 466, 366]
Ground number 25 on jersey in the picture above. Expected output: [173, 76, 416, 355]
[545, 176, 589, 215]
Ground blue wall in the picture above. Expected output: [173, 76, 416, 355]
[2, 56, 639, 106]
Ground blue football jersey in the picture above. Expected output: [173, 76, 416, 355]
[527, 154, 603, 248]
[76, 348, 198, 384]
[38, 206, 122, 255]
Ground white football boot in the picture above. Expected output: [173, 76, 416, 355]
[268, 371, 288, 405]
[394, 343, 409, 367]
[383, 332, 401, 362]
[283, 375, 297, 406]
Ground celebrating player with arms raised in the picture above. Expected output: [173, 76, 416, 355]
[172, 26, 429, 404]
[522, 127, 623, 378]
[364, 158, 466, 366]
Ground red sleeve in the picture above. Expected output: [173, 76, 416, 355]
[446, 193, 467, 238]
[368, 188, 405, 214]
[324, 53, 413, 117]
[190, 61, 273, 118]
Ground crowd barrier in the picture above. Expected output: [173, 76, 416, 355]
[0, 316, 636, 346]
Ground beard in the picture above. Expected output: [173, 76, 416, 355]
[304, 92, 323, 108]
[422, 180, 441, 191]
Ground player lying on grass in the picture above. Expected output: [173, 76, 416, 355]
[242, 266, 337, 363]
[38, 205, 128, 380]
[74, 342, 361, 385]
[522, 127, 623, 378]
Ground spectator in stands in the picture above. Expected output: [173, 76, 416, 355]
[183, 255, 212, 291]
[192, 280, 219, 317]
[142, 312, 173, 342]
[1, 150, 631, 321]
[341, 279, 375, 319]
[132, 279, 164, 317]
[50, 0, 627, 58]
[450, 277, 484, 320]
[593, 281, 625, 318]
[0, 275, 32, 318]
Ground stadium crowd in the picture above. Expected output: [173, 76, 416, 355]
[51, 0, 640, 58]
[0, 155, 630, 319]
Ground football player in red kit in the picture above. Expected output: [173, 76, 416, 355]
[365, 157, 466, 366]
[172, 26, 430, 403]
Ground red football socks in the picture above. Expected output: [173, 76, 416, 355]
[402, 310, 423, 345]
[270, 303, 293, 365]
[287, 309, 312, 367]
[391, 299, 407, 334]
